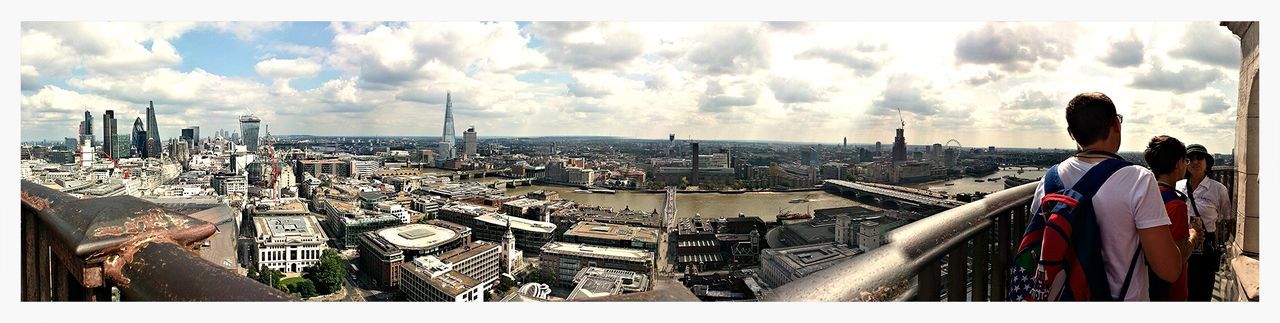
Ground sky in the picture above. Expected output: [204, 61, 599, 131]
[19, 21, 1243, 153]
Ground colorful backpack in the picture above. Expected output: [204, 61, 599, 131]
[1008, 159, 1141, 301]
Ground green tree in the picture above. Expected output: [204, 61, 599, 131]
[247, 265, 259, 281]
[303, 249, 347, 295]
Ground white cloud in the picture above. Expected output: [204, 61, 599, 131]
[255, 58, 322, 79]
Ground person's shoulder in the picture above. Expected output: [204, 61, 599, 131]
[1113, 164, 1155, 181]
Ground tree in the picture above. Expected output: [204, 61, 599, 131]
[303, 249, 347, 295]
[247, 265, 259, 281]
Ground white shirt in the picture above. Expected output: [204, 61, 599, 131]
[1031, 158, 1171, 301]
[1176, 178, 1231, 233]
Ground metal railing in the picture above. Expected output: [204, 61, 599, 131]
[20, 180, 293, 301]
[765, 166, 1240, 302]
[765, 181, 1038, 301]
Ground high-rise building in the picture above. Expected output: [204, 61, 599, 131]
[145, 101, 161, 158]
[843, 137, 847, 149]
[891, 128, 907, 163]
[80, 110, 94, 148]
[875, 141, 882, 155]
[463, 126, 477, 158]
[438, 92, 457, 162]
[102, 110, 117, 158]
[932, 143, 943, 162]
[240, 115, 261, 152]
[132, 117, 147, 158]
[63, 137, 77, 150]
[689, 142, 700, 186]
[190, 126, 200, 152]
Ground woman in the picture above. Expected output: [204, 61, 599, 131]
[1177, 144, 1232, 301]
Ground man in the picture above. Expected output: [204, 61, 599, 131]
[1029, 92, 1194, 300]
[1143, 135, 1202, 300]
[1178, 144, 1231, 301]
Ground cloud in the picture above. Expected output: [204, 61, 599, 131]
[526, 22, 646, 70]
[21, 65, 40, 91]
[255, 58, 321, 80]
[764, 22, 814, 33]
[1100, 32, 1145, 68]
[954, 22, 1077, 73]
[768, 77, 826, 103]
[206, 22, 284, 41]
[698, 79, 760, 112]
[1130, 60, 1224, 93]
[566, 77, 612, 98]
[964, 70, 1005, 86]
[871, 74, 943, 116]
[686, 25, 771, 76]
[1199, 93, 1232, 113]
[68, 68, 270, 109]
[328, 22, 546, 88]
[795, 44, 886, 76]
[1171, 22, 1241, 68]
[21, 22, 191, 76]
[1001, 88, 1059, 110]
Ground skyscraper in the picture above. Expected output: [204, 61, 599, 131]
[891, 127, 907, 163]
[689, 141, 700, 186]
[240, 115, 261, 152]
[132, 117, 147, 158]
[463, 126, 477, 158]
[437, 92, 457, 161]
[145, 101, 161, 158]
[102, 110, 116, 158]
[80, 110, 93, 148]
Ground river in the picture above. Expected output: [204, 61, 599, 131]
[431, 167, 1042, 222]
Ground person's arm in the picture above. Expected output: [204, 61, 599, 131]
[1139, 226, 1186, 282]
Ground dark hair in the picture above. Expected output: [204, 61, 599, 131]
[1065, 92, 1118, 146]
[1144, 135, 1186, 176]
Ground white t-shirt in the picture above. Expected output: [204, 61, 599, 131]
[1176, 178, 1231, 233]
[1030, 157, 1172, 301]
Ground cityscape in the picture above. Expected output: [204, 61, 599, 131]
[18, 20, 1259, 305]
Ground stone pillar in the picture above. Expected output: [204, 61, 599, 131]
[1223, 21, 1259, 301]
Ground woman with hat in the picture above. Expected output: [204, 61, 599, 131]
[1177, 143, 1232, 301]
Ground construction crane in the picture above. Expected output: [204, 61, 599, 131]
[897, 107, 905, 128]
[102, 151, 129, 179]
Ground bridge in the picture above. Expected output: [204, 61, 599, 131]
[823, 180, 966, 210]
[662, 186, 677, 232]
[485, 178, 536, 188]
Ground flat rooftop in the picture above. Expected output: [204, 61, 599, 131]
[375, 224, 462, 250]
[437, 241, 500, 264]
[541, 241, 653, 263]
[566, 222, 658, 244]
[762, 243, 861, 275]
[475, 213, 557, 234]
[403, 257, 481, 297]
[567, 275, 622, 300]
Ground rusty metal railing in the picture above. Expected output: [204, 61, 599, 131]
[764, 181, 1038, 301]
[20, 180, 293, 301]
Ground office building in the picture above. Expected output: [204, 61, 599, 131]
[471, 213, 556, 255]
[145, 101, 161, 158]
[562, 222, 660, 255]
[539, 241, 654, 287]
[239, 114, 261, 152]
[251, 215, 328, 273]
[759, 243, 861, 288]
[437, 92, 457, 162]
[102, 110, 118, 158]
[131, 117, 147, 158]
[399, 256, 486, 302]
[463, 126, 477, 158]
[357, 221, 472, 290]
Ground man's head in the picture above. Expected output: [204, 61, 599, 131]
[1186, 143, 1213, 177]
[1065, 92, 1122, 151]
[1144, 135, 1187, 178]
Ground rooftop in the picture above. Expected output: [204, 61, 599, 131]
[762, 243, 861, 276]
[437, 241, 500, 264]
[403, 257, 481, 297]
[375, 223, 462, 250]
[565, 222, 659, 244]
[541, 241, 653, 263]
[475, 213, 556, 234]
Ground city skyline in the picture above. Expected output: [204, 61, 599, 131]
[21, 21, 1242, 153]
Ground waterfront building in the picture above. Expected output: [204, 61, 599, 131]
[562, 221, 660, 255]
[463, 126, 477, 158]
[539, 241, 654, 287]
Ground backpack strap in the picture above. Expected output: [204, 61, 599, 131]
[1041, 165, 1064, 195]
[1116, 247, 1142, 300]
[1065, 158, 1136, 300]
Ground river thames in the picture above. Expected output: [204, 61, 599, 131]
[445, 167, 1043, 222]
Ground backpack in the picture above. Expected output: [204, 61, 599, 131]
[1007, 159, 1141, 301]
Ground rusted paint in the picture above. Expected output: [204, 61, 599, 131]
[99, 233, 180, 287]
[92, 208, 194, 238]
[20, 191, 52, 211]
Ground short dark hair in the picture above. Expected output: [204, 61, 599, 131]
[1065, 92, 1118, 146]
[1144, 135, 1186, 176]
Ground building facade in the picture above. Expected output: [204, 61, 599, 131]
[252, 215, 329, 273]
[539, 241, 654, 287]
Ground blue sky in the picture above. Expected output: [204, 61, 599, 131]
[20, 21, 1244, 153]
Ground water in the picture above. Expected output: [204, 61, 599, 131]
[462, 181, 866, 222]
[907, 167, 1044, 195]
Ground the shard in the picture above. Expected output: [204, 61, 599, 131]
[437, 92, 457, 161]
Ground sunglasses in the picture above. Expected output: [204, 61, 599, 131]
[1188, 155, 1208, 161]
